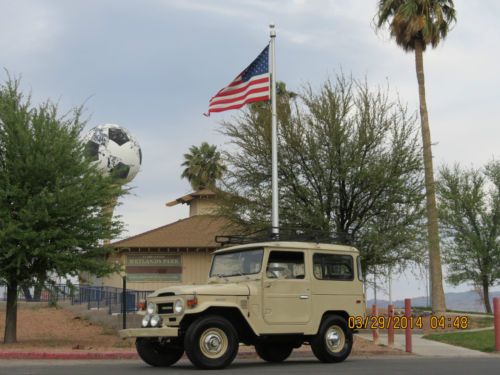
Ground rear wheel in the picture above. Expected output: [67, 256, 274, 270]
[184, 315, 239, 369]
[311, 315, 352, 363]
[135, 337, 184, 367]
[255, 343, 293, 362]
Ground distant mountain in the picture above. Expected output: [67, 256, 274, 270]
[367, 290, 500, 312]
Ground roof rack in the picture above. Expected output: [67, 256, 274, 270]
[215, 226, 351, 247]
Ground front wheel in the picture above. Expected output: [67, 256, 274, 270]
[255, 343, 293, 362]
[135, 337, 184, 367]
[184, 315, 239, 369]
[311, 315, 353, 363]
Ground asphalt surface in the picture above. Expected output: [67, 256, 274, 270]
[1, 357, 500, 375]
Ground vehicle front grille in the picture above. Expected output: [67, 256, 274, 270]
[157, 302, 174, 314]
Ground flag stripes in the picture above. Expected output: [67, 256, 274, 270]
[205, 46, 270, 116]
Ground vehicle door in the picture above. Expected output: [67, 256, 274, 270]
[262, 250, 311, 324]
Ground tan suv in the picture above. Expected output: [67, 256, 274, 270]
[119, 241, 365, 369]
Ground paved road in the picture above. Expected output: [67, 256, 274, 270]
[2, 357, 500, 375]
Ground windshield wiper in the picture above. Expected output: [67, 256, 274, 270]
[225, 272, 245, 277]
[213, 273, 230, 281]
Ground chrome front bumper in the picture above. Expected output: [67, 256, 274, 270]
[119, 326, 179, 339]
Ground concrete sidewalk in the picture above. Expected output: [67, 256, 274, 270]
[358, 333, 493, 357]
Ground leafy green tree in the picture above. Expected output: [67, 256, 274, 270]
[218, 74, 426, 275]
[0, 77, 124, 343]
[438, 162, 500, 313]
[181, 142, 227, 190]
[375, 0, 457, 313]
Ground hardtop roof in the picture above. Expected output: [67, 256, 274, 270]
[214, 241, 359, 254]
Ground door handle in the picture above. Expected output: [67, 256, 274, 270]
[299, 295, 309, 299]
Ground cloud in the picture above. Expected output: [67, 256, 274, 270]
[114, 193, 188, 238]
[165, 0, 251, 18]
[0, 2, 61, 57]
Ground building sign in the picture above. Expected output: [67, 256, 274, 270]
[126, 254, 182, 282]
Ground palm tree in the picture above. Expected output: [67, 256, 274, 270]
[376, 0, 456, 313]
[181, 142, 227, 190]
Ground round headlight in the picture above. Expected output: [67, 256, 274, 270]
[142, 314, 151, 327]
[147, 302, 156, 315]
[174, 299, 184, 314]
[150, 314, 162, 327]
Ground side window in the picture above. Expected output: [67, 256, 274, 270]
[313, 253, 353, 281]
[357, 256, 363, 281]
[266, 251, 305, 279]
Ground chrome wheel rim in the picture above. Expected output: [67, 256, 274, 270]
[199, 328, 228, 359]
[325, 325, 345, 353]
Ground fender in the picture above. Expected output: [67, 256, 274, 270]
[182, 299, 259, 336]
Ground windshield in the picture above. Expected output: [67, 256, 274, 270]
[210, 248, 264, 277]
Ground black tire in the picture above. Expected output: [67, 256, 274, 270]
[184, 315, 239, 369]
[135, 337, 184, 367]
[311, 315, 353, 363]
[255, 343, 293, 362]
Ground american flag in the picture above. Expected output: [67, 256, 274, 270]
[205, 45, 270, 116]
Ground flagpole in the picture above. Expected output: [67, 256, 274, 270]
[269, 24, 279, 236]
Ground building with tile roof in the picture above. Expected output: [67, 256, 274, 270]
[101, 189, 234, 291]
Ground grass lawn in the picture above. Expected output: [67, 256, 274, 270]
[425, 329, 496, 352]
[473, 317, 494, 328]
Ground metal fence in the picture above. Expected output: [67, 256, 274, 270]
[1, 284, 153, 315]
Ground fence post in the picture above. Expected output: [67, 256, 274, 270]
[387, 304, 394, 347]
[108, 290, 112, 315]
[87, 286, 91, 310]
[372, 304, 379, 345]
[405, 298, 412, 353]
[494, 297, 500, 352]
[122, 276, 127, 329]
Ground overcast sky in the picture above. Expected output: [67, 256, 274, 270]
[1, 0, 499, 301]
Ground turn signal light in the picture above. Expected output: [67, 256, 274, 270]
[137, 301, 146, 310]
[187, 296, 198, 308]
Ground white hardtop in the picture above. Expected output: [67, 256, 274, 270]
[214, 241, 359, 255]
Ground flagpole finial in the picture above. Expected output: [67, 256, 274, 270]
[269, 23, 276, 38]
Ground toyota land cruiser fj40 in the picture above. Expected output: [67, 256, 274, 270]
[119, 240, 365, 369]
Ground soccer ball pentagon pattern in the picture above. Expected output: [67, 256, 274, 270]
[84, 124, 141, 183]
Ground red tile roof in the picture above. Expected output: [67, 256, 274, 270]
[111, 215, 233, 249]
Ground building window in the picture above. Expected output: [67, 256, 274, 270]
[313, 253, 353, 281]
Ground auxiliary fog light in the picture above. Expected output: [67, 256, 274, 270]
[174, 299, 184, 314]
[150, 314, 162, 327]
[146, 302, 156, 315]
[142, 314, 151, 328]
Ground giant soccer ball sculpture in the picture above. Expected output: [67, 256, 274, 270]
[84, 124, 141, 184]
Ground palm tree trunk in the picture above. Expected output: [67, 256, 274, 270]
[4, 279, 18, 343]
[414, 40, 446, 314]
